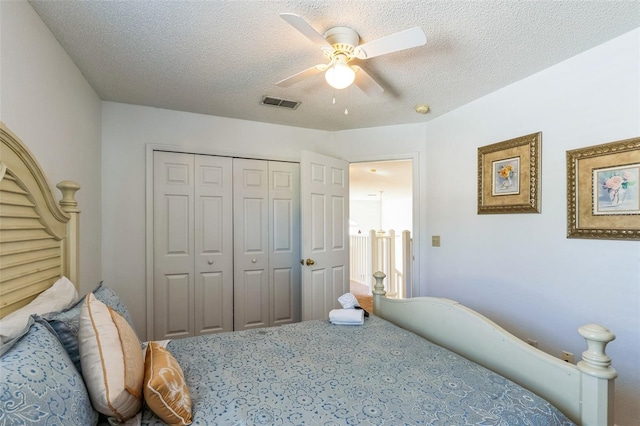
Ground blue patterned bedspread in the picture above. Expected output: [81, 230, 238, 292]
[141, 316, 574, 425]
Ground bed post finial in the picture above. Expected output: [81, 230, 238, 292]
[577, 324, 617, 425]
[57, 180, 81, 213]
[577, 324, 617, 379]
[373, 271, 386, 295]
[372, 271, 386, 316]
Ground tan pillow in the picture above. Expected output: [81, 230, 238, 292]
[144, 342, 192, 425]
[78, 292, 143, 421]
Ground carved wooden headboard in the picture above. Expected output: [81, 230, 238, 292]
[0, 122, 80, 318]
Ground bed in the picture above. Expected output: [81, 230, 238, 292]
[0, 121, 617, 425]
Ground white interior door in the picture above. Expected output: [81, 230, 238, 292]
[300, 151, 349, 321]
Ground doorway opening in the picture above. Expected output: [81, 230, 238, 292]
[348, 159, 413, 311]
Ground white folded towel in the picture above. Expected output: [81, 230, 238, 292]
[338, 293, 360, 309]
[329, 308, 364, 326]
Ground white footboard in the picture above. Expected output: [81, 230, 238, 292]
[371, 271, 617, 426]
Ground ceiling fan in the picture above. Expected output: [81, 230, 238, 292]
[276, 13, 427, 96]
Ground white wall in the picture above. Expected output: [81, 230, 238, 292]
[101, 102, 330, 339]
[0, 1, 102, 294]
[350, 200, 380, 234]
[350, 198, 412, 235]
[427, 29, 638, 425]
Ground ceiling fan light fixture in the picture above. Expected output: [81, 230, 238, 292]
[325, 55, 355, 89]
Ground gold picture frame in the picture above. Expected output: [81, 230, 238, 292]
[477, 132, 541, 214]
[567, 136, 640, 240]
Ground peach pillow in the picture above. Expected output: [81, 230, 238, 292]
[78, 292, 143, 421]
[144, 341, 192, 425]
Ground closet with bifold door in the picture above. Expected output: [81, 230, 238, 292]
[152, 151, 300, 340]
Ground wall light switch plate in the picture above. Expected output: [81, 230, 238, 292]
[432, 236, 441, 247]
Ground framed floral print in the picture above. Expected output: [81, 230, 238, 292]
[477, 132, 541, 214]
[567, 136, 640, 240]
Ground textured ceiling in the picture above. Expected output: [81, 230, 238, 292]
[29, 1, 639, 132]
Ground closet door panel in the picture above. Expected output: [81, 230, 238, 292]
[199, 197, 223, 251]
[242, 198, 264, 251]
[269, 162, 300, 325]
[163, 196, 190, 268]
[238, 270, 269, 327]
[153, 152, 195, 339]
[233, 159, 269, 331]
[195, 271, 227, 334]
[195, 155, 233, 334]
[155, 274, 191, 338]
[272, 267, 294, 323]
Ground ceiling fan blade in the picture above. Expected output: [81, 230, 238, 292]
[355, 27, 426, 59]
[279, 13, 332, 48]
[276, 64, 327, 87]
[352, 66, 384, 96]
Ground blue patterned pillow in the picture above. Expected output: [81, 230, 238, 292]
[44, 282, 136, 374]
[0, 316, 98, 425]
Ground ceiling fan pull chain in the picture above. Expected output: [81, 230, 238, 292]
[344, 86, 350, 115]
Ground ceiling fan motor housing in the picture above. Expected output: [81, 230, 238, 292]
[323, 26, 360, 58]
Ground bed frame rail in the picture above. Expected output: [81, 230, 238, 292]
[372, 271, 616, 426]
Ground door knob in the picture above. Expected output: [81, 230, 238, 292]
[252, 258, 257, 263]
[208, 260, 214, 265]
[305, 258, 315, 266]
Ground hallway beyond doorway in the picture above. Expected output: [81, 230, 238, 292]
[350, 280, 373, 313]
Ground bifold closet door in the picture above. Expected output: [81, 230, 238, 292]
[193, 155, 233, 335]
[233, 159, 269, 330]
[233, 159, 301, 330]
[153, 152, 233, 340]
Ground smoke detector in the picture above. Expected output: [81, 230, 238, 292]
[415, 104, 430, 114]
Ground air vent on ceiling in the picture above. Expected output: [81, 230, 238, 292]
[261, 96, 301, 110]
